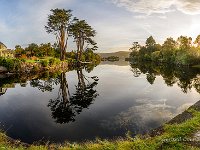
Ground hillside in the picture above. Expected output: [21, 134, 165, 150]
[98, 51, 130, 60]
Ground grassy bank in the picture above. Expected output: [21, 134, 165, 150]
[1, 104, 200, 149]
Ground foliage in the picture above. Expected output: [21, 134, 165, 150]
[0, 57, 21, 71]
[48, 71, 99, 124]
[45, 9, 73, 60]
[84, 49, 101, 63]
[49, 58, 55, 66]
[66, 50, 101, 63]
[38, 43, 55, 57]
[69, 19, 97, 61]
[25, 43, 39, 57]
[20, 54, 28, 59]
[40, 60, 48, 67]
[32, 65, 40, 72]
[14, 9, 98, 63]
[130, 35, 200, 66]
[15, 43, 57, 59]
[146, 35, 156, 47]
[13, 43, 100, 69]
[129, 42, 141, 52]
[15, 45, 25, 57]
[130, 61, 200, 93]
[102, 56, 120, 61]
[177, 36, 192, 50]
[194, 35, 200, 47]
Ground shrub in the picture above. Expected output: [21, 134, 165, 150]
[13, 59, 21, 71]
[55, 58, 60, 64]
[49, 58, 56, 66]
[4, 59, 14, 71]
[40, 60, 48, 67]
[20, 58, 26, 62]
[0, 58, 21, 71]
[32, 65, 40, 72]
[20, 54, 27, 59]
[31, 56, 38, 61]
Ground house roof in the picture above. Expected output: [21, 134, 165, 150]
[0, 42, 7, 48]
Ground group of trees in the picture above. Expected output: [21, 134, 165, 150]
[45, 9, 98, 61]
[15, 43, 58, 58]
[14, 8, 99, 64]
[101, 56, 120, 61]
[14, 42, 101, 64]
[130, 35, 200, 65]
[66, 49, 101, 64]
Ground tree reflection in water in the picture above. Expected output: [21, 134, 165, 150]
[48, 68, 99, 124]
[0, 65, 99, 124]
[130, 62, 200, 93]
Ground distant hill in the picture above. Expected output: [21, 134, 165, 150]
[98, 51, 130, 60]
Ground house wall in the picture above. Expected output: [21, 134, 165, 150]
[0, 43, 14, 58]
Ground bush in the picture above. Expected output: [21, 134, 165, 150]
[49, 58, 56, 66]
[32, 65, 40, 72]
[55, 58, 60, 64]
[40, 60, 48, 67]
[3, 59, 14, 71]
[20, 58, 26, 62]
[0, 58, 21, 71]
[30, 56, 38, 61]
[20, 54, 27, 59]
[13, 59, 21, 71]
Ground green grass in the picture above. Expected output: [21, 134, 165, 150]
[25, 59, 38, 63]
[39, 57, 54, 61]
[24, 57, 55, 63]
[1, 109, 200, 149]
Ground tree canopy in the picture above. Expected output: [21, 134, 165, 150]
[129, 34, 200, 66]
[45, 9, 73, 60]
[69, 19, 97, 61]
[45, 9, 98, 62]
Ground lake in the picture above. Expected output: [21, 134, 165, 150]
[0, 61, 200, 144]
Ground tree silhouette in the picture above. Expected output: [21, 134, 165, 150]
[130, 62, 200, 94]
[48, 70, 99, 124]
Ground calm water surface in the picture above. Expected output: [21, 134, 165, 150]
[0, 61, 200, 144]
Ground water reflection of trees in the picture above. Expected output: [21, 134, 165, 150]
[48, 69, 99, 124]
[28, 65, 99, 124]
[30, 77, 60, 92]
[0, 65, 99, 124]
[130, 62, 200, 94]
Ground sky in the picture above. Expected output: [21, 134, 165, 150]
[1, 0, 200, 52]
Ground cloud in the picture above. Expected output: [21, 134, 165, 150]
[110, 0, 200, 15]
[176, 0, 200, 15]
[1, 0, 199, 52]
[100, 100, 174, 132]
[0, 0, 72, 48]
